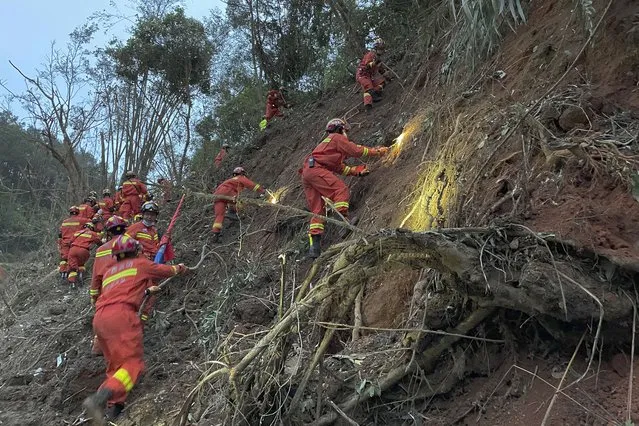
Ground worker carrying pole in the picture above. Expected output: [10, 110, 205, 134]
[299, 118, 388, 258]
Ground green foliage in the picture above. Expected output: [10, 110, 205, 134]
[107, 7, 215, 100]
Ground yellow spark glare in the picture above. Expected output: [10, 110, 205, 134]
[384, 112, 427, 165]
[266, 186, 289, 204]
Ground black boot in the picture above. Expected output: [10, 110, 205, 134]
[211, 232, 221, 243]
[82, 388, 112, 426]
[308, 234, 321, 259]
[105, 403, 125, 421]
[369, 90, 382, 102]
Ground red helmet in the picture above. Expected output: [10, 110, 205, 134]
[69, 206, 80, 215]
[233, 167, 246, 176]
[325, 118, 351, 134]
[105, 216, 127, 232]
[112, 235, 140, 257]
[141, 201, 159, 214]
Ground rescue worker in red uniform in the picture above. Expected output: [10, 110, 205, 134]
[261, 88, 289, 130]
[301, 118, 388, 258]
[79, 196, 98, 220]
[156, 178, 173, 203]
[58, 206, 89, 279]
[82, 235, 188, 423]
[124, 201, 160, 259]
[356, 38, 388, 110]
[98, 189, 115, 221]
[214, 144, 229, 169]
[68, 222, 102, 285]
[90, 216, 128, 356]
[119, 171, 148, 220]
[211, 167, 266, 242]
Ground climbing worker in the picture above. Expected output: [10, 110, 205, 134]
[58, 206, 89, 280]
[260, 87, 288, 130]
[89, 215, 128, 356]
[214, 144, 230, 169]
[82, 235, 189, 423]
[300, 118, 388, 258]
[211, 167, 266, 242]
[79, 196, 98, 220]
[124, 201, 160, 259]
[356, 38, 388, 110]
[157, 178, 173, 203]
[67, 221, 102, 285]
[98, 189, 115, 221]
[118, 171, 148, 221]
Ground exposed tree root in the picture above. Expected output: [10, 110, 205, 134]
[176, 224, 637, 425]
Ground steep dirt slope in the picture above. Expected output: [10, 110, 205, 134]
[1, 0, 639, 424]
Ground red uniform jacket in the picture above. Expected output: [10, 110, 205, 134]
[96, 256, 182, 312]
[305, 133, 374, 176]
[357, 50, 380, 78]
[78, 203, 96, 219]
[114, 190, 124, 209]
[90, 239, 118, 303]
[59, 216, 89, 242]
[70, 228, 102, 250]
[122, 178, 148, 198]
[98, 197, 115, 219]
[214, 148, 227, 168]
[266, 90, 285, 109]
[214, 175, 265, 197]
[125, 221, 159, 259]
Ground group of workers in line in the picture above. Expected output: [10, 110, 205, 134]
[78, 38, 391, 425]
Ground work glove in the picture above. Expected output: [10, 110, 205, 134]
[370, 147, 389, 156]
[145, 285, 161, 296]
[352, 165, 370, 176]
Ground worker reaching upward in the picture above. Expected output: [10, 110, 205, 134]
[260, 87, 289, 130]
[211, 167, 267, 242]
[82, 235, 188, 423]
[356, 38, 388, 110]
[300, 118, 388, 258]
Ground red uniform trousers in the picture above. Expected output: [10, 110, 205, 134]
[212, 200, 231, 234]
[94, 305, 144, 407]
[58, 241, 71, 273]
[301, 166, 350, 235]
[265, 104, 283, 120]
[67, 246, 90, 284]
[119, 195, 142, 220]
[356, 73, 385, 106]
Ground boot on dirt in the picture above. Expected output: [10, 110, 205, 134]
[368, 90, 382, 102]
[365, 103, 373, 112]
[225, 209, 239, 221]
[211, 232, 222, 243]
[105, 403, 125, 422]
[82, 388, 112, 426]
[308, 234, 321, 259]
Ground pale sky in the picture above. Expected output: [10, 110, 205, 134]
[0, 0, 223, 113]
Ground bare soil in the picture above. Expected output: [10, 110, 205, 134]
[2, 0, 639, 424]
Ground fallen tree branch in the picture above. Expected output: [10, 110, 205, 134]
[189, 191, 369, 236]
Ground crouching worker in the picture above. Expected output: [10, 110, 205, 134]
[82, 235, 188, 424]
